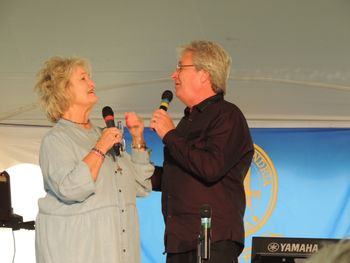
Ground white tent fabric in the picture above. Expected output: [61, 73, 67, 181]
[0, 125, 49, 171]
[1, 0, 350, 130]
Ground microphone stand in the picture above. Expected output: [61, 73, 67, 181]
[0, 214, 35, 231]
[197, 234, 203, 263]
[198, 204, 211, 262]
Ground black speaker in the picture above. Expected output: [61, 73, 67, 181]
[251, 236, 340, 263]
[0, 171, 13, 221]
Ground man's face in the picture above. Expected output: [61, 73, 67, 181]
[171, 52, 201, 107]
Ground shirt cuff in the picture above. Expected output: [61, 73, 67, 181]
[131, 148, 151, 164]
[162, 129, 177, 145]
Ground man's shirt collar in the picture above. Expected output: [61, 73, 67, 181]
[184, 93, 224, 116]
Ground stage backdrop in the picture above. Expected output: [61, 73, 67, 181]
[130, 128, 350, 263]
[1, 128, 349, 263]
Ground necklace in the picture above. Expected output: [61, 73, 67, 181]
[61, 117, 90, 125]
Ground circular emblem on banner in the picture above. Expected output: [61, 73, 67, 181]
[244, 144, 278, 236]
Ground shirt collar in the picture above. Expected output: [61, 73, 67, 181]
[184, 93, 224, 116]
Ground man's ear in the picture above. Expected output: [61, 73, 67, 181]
[199, 70, 210, 84]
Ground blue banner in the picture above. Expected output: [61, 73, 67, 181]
[125, 128, 350, 263]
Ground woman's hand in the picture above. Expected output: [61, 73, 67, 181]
[125, 112, 145, 145]
[95, 127, 122, 154]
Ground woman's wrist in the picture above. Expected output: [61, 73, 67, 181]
[131, 134, 147, 150]
[131, 142, 147, 150]
[91, 147, 106, 159]
[132, 135, 144, 145]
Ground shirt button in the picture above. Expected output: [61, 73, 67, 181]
[119, 189, 122, 193]
[122, 209, 125, 213]
[122, 229, 126, 233]
[123, 249, 126, 252]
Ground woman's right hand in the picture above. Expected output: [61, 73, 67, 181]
[95, 127, 122, 154]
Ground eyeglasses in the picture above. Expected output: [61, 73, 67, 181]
[176, 64, 195, 72]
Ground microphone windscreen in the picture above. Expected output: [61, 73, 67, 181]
[161, 90, 173, 103]
[200, 204, 212, 218]
[159, 90, 173, 111]
[102, 106, 114, 118]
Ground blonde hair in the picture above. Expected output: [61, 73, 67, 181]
[34, 56, 91, 123]
[179, 40, 232, 94]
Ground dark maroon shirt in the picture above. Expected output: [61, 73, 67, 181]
[152, 93, 254, 254]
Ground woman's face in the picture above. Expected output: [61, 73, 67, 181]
[67, 66, 97, 109]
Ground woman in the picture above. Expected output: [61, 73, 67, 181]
[34, 56, 153, 263]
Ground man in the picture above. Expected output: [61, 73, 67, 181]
[150, 40, 254, 263]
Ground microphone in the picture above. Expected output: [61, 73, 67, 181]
[159, 90, 173, 111]
[102, 106, 120, 156]
[200, 204, 211, 260]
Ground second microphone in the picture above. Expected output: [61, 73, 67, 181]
[102, 106, 121, 156]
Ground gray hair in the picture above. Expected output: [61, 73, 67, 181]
[179, 40, 232, 94]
